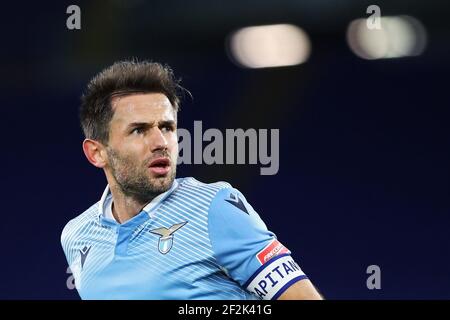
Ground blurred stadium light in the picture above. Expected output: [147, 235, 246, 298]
[227, 24, 311, 68]
[347, 15, 427, 60]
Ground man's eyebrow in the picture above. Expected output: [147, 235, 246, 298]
[126, 120, 176, 129]
[158, 120, 176, 127]
[126, 122, 153, 129]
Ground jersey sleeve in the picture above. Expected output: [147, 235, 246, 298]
[208, 187, 308, 300]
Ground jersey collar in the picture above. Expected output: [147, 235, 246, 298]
[97, 179, 179, 223]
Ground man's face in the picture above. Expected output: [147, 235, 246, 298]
[105, 93, 178, 203]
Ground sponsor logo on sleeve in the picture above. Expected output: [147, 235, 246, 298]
[256, 239, 290, 265]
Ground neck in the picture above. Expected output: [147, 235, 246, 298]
[109, 184, 155, 224]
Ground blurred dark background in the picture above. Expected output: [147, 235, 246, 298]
[1, 0, 449, 299]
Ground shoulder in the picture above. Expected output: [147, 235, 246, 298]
[173, 177, 252, 221]
[175, 177, 253, 214]
[60, 202, 100, 250]
[175, 177, 235, 201]
[177, 177, 232, 192]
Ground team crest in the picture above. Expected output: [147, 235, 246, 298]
[150, 221, 188, 254]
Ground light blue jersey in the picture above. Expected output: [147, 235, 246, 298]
[61, 177, 307, 300]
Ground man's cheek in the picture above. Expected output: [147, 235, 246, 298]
[171, 139, 179, 163]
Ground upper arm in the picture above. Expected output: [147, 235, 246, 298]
[277, 278, 323, 300]
[208, 187, 318, 300]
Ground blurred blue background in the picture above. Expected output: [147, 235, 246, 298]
[1, 0, 449, 299]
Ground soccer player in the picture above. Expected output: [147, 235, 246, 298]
[61, 60, 322, 300]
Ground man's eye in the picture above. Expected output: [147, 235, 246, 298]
[131, 127, 145, 134]
[161, 125, 175, 132]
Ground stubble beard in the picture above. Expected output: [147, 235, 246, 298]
[106, 147, 177, 204]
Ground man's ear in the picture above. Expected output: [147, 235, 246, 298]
[82, 139, 108, 168]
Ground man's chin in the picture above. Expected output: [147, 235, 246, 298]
[150, 173, 175, 191]
[152, 180, 172, 192]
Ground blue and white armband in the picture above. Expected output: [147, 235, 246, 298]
[244, 254, 308, 300]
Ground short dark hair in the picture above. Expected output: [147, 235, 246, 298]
[80, 60, 182, 144]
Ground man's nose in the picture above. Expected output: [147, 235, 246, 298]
[148, 127, 168, 151]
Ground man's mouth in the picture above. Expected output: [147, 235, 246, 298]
[148, 157, 171, 176]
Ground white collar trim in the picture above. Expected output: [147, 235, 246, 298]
[98, 180, 179, 221]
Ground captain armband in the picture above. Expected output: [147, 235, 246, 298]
[244, 254, 308, 300]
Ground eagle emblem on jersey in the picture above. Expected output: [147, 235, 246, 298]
[150, 221, 188, 254]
